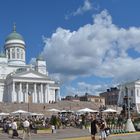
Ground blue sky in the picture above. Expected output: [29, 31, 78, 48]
[1, 0, 140, 97]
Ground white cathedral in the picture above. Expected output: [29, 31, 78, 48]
[0, 25, 60, 103]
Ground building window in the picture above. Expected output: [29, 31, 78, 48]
[17, 48, 20, 59]
[12, 48, 15, 59]
[8, 49, 10, 59]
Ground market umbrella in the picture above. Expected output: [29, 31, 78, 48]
[77, 108, 99, 113]
[29, 112, 44, 116]
[11, 109, 30, 115]
[0, 112, 10, 116]
[102, 108, 117, 113]
[47, 108, 60, 112]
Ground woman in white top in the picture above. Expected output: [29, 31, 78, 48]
[11, 119, 18, 138]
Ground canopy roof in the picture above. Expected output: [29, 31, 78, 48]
[77, 108, 98, 113]
[11, 109, 29, 114]
[102, 108, 117, 113]
[47, 108, 60, 112]
[0, 112, 10, 116]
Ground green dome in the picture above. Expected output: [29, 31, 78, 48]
[5, 24, 24, 42]
[37, 54, 44, 61]
[5, 32, 24, 42]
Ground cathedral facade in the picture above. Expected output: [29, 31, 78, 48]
[0, 25, 60, 103]
[118, 80, 140, 113]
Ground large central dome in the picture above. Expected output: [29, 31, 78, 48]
[4, 24, 26, 66]
[5, 24, 24, 42]
[5, 32, 24, 42]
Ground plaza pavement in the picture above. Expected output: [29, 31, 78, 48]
[0, 127, 140, 140]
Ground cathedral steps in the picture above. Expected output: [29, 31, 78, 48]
[0, 101, 100, 115]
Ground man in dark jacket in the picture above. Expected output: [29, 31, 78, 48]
[91, 116, 98, 140]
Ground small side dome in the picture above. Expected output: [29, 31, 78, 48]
[36, 54, 45, 61]
[5, 24, 24, 42]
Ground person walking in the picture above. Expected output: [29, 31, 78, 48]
[22, 118, 31, 140]
[90, 115, 98, 140]
[11, 119, 19, 139]
[99, 119, 107, 140]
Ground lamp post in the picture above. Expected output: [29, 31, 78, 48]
[28, 91, 32, 112]
[124, 87, 135, 132]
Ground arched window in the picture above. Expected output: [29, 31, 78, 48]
[12, 48, 15, 59]
[8, 49, 10, 59]
[17, 48, 20, 59]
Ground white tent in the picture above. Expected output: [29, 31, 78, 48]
[11, 110, 30, 115]
[29, 112, 44, 116]
[47, 108, 60, 112]
[77, 108, 99, 113]
[37, 113, 44, 116]
[60, 110, 74, 113]
[102, 108, 117, 113]
[0, 112, 9, 116]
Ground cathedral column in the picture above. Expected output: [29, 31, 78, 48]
[44, 84, 47, 103]
[26, 83, 29, 103]
[19, 82, 23, 102]
[34, 83, 37, 103]
[45, 84, 49, 103]
[40, 84, 43, 103]
[7, 84, 9, 102]
[12, 81, 16, 102]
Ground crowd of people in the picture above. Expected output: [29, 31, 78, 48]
[0, 112, 131, 140]
[1, 117, 31, 139]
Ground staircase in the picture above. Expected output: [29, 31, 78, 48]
[0, 101, 100, 115]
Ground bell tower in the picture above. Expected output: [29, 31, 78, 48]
[4, 24, 26, 65]
[35, 54, 48, 76]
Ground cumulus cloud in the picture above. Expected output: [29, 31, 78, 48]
[42, 9, 140, 94]
[73, 0, 92, 16]
[65, 0, 93, 19]
[65, 82, 110, 96]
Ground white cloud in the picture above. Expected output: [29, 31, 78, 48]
[65, 82, 110, 96]
[73, 0, 92, 16]
[65, 0, 93, 19]
[42, 9, 140, 94]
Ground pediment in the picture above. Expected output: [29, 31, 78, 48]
[12, 70, 48, 79]
[20, 73, 43, 78]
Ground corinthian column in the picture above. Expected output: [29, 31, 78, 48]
[45, 84, 49, 103]
[40, 84, 43, 103]
[12, 81, 16, 102]
[26, 83, 29, 103]
[34, 83, 37, 103]
[18, 82, 23, 102]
